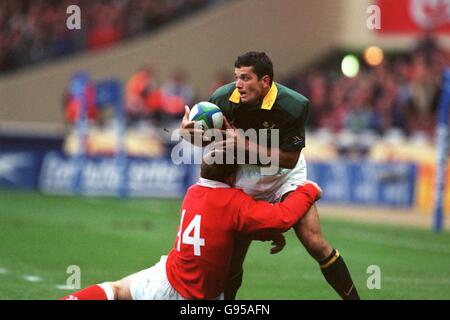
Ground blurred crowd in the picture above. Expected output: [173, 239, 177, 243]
[64, 37, 448, 141]
[6, 0, 441, 141]
[64, 64, 232, 129]
[0, 0, 222, 73]
[124, 66, 196, 126]
[287, 35, 448, 140]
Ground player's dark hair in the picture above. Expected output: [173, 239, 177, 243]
[200, 150, 238, 184]
[235, 51, 274, 84]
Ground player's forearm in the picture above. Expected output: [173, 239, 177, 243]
[269, 184, 319, 229]
[239, 184, 319, 233]
[178, 125, 211, 147]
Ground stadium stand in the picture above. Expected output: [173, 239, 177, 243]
[0, 0, 226, 73]
[0, 0, 448, 213]
[286, 35, 445, 140]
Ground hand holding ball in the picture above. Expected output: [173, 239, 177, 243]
[188, 102, 224, 130]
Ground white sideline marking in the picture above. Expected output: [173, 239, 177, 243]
[335, 229, 450, 255]
[23, 275, 43, 282]
[55, 284, 76, 290]
[383, 276, 450, 286]
[0, 268, 8, 274]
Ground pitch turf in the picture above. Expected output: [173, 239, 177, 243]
[1, 189, 449, 300]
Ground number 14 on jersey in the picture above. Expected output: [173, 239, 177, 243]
[177, 209, 205, 256]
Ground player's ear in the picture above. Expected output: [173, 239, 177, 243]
[261, 75, 271, 88]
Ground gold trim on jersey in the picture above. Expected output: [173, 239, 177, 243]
[261, 82, 278, 110]
[229, 88, 241, 104]
[228, 82, 278, 110]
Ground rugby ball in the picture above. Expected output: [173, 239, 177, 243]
[188, 102, 224, 130]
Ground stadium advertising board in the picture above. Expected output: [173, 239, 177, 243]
[416, 163, 450, 213]
[0, 151, 41, 189]
[0, 149, 423, 209]
[38, 151, 195, 198]
[308, 162, 417, 207]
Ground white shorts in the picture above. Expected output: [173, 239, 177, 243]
[130, 256, 185, 300]
[130, 256, 224, 300]
[235, 152, 307, 203]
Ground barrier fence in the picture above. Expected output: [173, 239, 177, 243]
[2, 147, 444, 211]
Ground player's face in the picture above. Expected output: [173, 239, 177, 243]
[234, 67, 270, 105]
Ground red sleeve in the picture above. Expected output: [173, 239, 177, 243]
[234, 184, 319, 233]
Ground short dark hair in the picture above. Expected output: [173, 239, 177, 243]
[234, 51, 274, 84]
[200, 150, 238, 183]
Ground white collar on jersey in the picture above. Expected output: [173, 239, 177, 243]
[197, 178, 231, 188]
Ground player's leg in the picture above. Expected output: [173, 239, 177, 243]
[60, 282, 116, 300]
[293, 203, 360, 300]
[61, 257, 181, 300]
[61, 269, 142, 300]
[60, 274, 135, 300]
[224, 234, 253, 300]
[107, 273, 135, 300]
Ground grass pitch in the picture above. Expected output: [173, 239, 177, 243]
[0, 189, 449, 300]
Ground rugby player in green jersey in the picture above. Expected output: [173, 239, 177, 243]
[181, 51, 359, 300]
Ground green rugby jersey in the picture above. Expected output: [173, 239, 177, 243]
[208, 82, 309, 151]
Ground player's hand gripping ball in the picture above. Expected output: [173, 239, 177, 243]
[188, 102, 224, 130]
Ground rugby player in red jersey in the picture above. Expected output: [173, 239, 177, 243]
[61, 151, 321, 300]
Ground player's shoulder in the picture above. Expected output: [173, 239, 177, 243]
[229, 188, 254, 204]
[216, 186, 248, 198]
[190, 184, 244, 196]
[275, 82, 309, 104]
[209, 82, 236, 102]
[275, 82, 310, 118]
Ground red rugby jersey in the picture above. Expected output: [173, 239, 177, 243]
[165, 178, 319, 299]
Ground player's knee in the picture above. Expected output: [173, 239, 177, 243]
[99, 281, 117, 300]
[107, 280, 131, 300]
